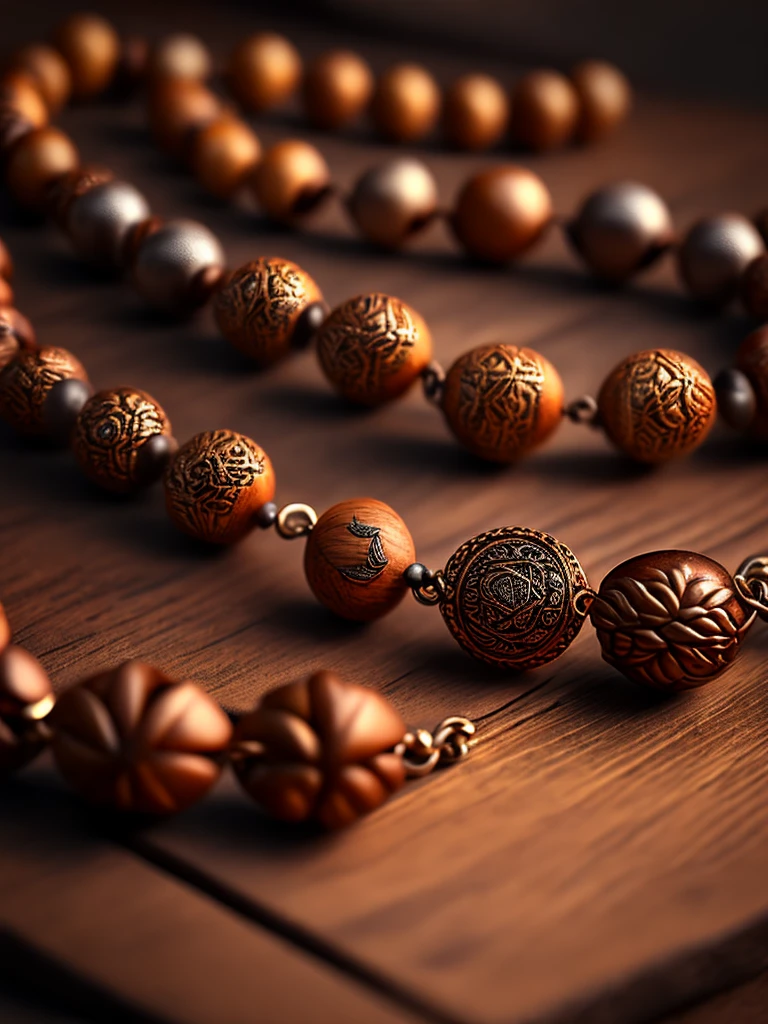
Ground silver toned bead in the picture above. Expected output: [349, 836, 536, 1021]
[132, 219, 225, 313]
[677, 214, 765, 304]
[67, 181, 151, 268]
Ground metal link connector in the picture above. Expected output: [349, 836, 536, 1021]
[411, 568, 448, 606]
[421, 361, 446, 405]
[275, 503, 318, 540]
[734, 554, 768, 621]
[565, 395, 600, 426]
[396, 716, 477, 778]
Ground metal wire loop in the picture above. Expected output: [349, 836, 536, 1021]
[564, 395, 599, 426]
[396, 716, 477, 778]
[734, 554, 768, 621]
[275, 503, 318, 540]
[412, 569, 448, 606]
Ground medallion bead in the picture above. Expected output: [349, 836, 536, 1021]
[165, 429, 276, 544]
[0, 346, 89, 435]
[66, 180, 151, 268]
[371, 63, 441, 143]
[8, 44, 72, 114]
[132, 218, 225, 313]
[250, 140, 331, 223]
[189, 117, 262, 199]
[510, 70, 579, 151]
[229, 32, 302, 112]
[0, 644, 54, 776]
[315, 293, 432, 405]
[0, 72, 49, 128]
[570, 60, 632, 142]
[0, 307, 35, 373]
[597, 349, 717, 463]
[347, 157, 438, 249]
[52, 13, 120, 99]
[148, 33, 212, 83]
[713, 368, 757, 434]
[148, 79, 223, 157]
[213, 257, 324, 366]
[732, 326, 768, 439]
[740, 253, 768, 319]
[5, 126, 80, 209]
[442, 73, 509, 151]
[677, 214, 765, 305]
[304, 498, 416, 621]
[302, 50, 374, 130]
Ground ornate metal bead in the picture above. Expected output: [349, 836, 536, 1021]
[132, 218, 226, 313]
[66, 180, 151, 268]
[591, 551, 754, 690]
[440, 526, 592, 670]
[598, 349, 716, 463]
[0, 346, 89, 435]
[440, 343, 564, 461]
[0, 644, 55, 776]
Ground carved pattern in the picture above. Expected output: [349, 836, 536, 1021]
[0, 347, 88, 433]
[336, 516, 389, 583]
[440, 526, 591, 670]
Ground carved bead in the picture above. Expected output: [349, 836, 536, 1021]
[598, 349, 716, 463]
[371, 63, 441, 143]
[0, 346, 89, 435]
[50, 661, 232, 814]
[72, 387, 174, 494]
[510, 70, 579, 151]
[0, 307, 36, 373]
[132, 219, 225, 313]
[347, 157, 438, 249]
[0, 645, 54, 776]
[250, 140, 331, 224]
[591, 551, 753, 690]
[441, 344, 564, 462]
[442, 73, 509, 151]
[233, 670, 406, 829]
[732, 326, 768, 439]
[165, 429, 276, 544]
[304, 498, 415, 621]
[53, 12, 120, 99]
[571, 60, 632, 142]
[315, 293, 432, 405]
[677, 214, 765, 305]
[302, 50, 374, 130]
[440, 526, 592, 670]
[213, 257, 324, 365]
[66, 180, 151, 268]
[229, 32, 302, 113]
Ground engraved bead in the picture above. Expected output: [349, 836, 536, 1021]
[570, 60, 632, 142]
[0, 307, 36, 373]
[510, 70, 579, 151]
[347, 157, 438, 249]
[597, 349, 717, 463]
[731, 326, 768, 439]
[5, 126, 80, 209]
[0, 644, 54, 776]
[304, 498, 415, 621]
[302, 50, 374, 130]
[591, 551, 753, 690]
[0, 346, 89, 435]
[213, 257, 324, 365]
[371, 63, 441, 143]
[250, 140, 331, 224]
[677, 214, 765, 305]
[165, 429, 276, 544]
[66, 180, 151, 268]
[741, 253, 768, 319]
[441, 343, 564, 462]
[229, 32, 302, 113]
[315, 293, 433, 406]
[132, 218, 225, 313]
[442, 73, 509, 151]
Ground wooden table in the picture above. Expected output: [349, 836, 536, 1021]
[2, 3, 768, 1022]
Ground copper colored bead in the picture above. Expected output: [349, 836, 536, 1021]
[67, 180, 151, 268]
[732, 326, 768, 439]
[165, 429, 276, 544]
[571, 60, 631, 143]
[305, 499, 415, 621]
[591, 551, 753, 690]
[53, 13, 120, 100]
[316, 293, 432, 405]
[598, 349, 716, 463]
[0, 239, 12, 281]
[5, 127, 79, 209]
[0, 645, 54, 776]
[9, 44, 72, 114]
[0, 307, 36, 372]
[229, 32, 302, 113]
[347, 157, 438, 249]
[741, 253, 768, 319]
[677, 214, 765, 305]
[371, 63, 441, 143]
[567, 182, 674, 281]
[148, 79, 223, 157]
[0, 109, 35, 159]
[233, 671, 406, 829]
[441, 344, 564, 461]
[0, 602, 9, 653]
[510, 70, 579, 151]
[452, 165, 553, 263]
[0, 279, 12, 307]
[443, 73, 509, 151]
[50, 661, 233, 814]
[0, 346, 89, 435]
[0, 72, 49, 128]
[250, 139, 331, 224]
[302, 50, 374, 130]
[190, 117, 262, 200]
[132, 219, 225, 314]
[148, 33, 212, 83]
[214, 257, 323, 366]
[46, 163, 115, 227]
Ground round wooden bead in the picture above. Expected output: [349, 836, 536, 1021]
[250, 140, 331, 224]
[229, 32, 302, 112]
[347, 157, 438, 249]
[510, 70, 579, 151]
[50, 661, 233, 814]
[67, 180, 151, 268]
[148, 79, 223, 157]
[0, 279, 11, 306]
[677, 214, 765, 305]
[0, 238, 13, 281]
[731, 326, 768, 438]
[452, 165, 553, 262]
[214, 257, 324, 366]
[53, 13, 120, 99]
[0, 72, 48, 128]
[371, 63, 441, 143]
[189, 117, 261, 199]
[165, 429, 275, 544]
[0, 307, 36, 373]
[0, 644, 54, 776]
[741, 253, 768, 319]
[9, 44, 72, 114]
[304, 498, 415, 621]
[0, 601, 9, 653]
[233, 670, 406, 829]
[571, 60, 631, 142]
[0, 346, 89, 435]
[441, 344, 564, 461]
[591, 551, 753, 690]
[442, 73, 509, 151]
[598, 349, 716, 463]
[315, 293, 432, 405]
[46, 163, 115, 227]
[302, 50, 374, 130]
[132, 219, 225, 313]
[148, 33, 212, 83]
[5, 126, 79, 209]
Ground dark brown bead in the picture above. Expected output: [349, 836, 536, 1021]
[302, 50, 374, 130]
[442, 72, 509, 151]
[50, 661, 232, 814]
[510, 70, 579, 151]
[233, 670, 406, 829]
[0, 644, 54, 776]
[714, 368, 757, 433]
[591, 551, 753, 690]
[452, 165, 553, 263]
[0, 240, 12, 282]
[5, 126, 80, 209]
[0, 108, 35, 159]
[229, 32, 302, 113]
[134, 432, 178, 487]
[42, 377, 93, 443]
[9, 44, 72, 114]
[0, 308, 36, 372]
[112, 35, 150, 98]
[148, 79, 223, 157]
[733, 326, 768, 439]
[291, 301, 328, 350]
[66, 180, 151, 269]
[677, 214, 765, 305]
[52, 12, 120, 99]
[250, 140, 331, 224]
[0, 346, 89, 435]
[132, 219, 225, 314]
[46, 163, 115, 227]
[371, 63, 441, 143]
[755, 209, 768, 247]
[190, 117, 262, 200]
[148, 33, 212, 83]
[347, 157, 438, 249]
[0, 71, 48, 128]
[121, 215, 164, 267]
[570, 60, 631, 142]
[741, 253, 768, 319]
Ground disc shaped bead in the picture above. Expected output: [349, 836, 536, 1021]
[731, 326, 768, 439]
[0, 346, 89, 435]
[302, 50, 374, 130]
[315, 293, 432, 405]
[347, 157, 438, 249]
[132, 218, 225, 313]
[165, 429, 275, 544]
[677, 214, 765, 305]
[371, 63, 441, 143]
[441, 344, 564, 461]
[304, 498, 416, 621]
[67, 180, 151, 268]
[0, 644, 54, 776]
[591, 551, 753, 690]
[598, 349, 716, 463]
[0, 307, 36, 373]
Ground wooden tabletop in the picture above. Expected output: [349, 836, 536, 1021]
[2, 3, 768, 1023]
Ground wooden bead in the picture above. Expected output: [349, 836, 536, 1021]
[677, 214, 765, 305]
[0, 108, 36, 159]
[165, 429, 275, 544]
[304, 499, 415, 621]
[0, 307, 36, 373]
[250, 140, 331, 224]
[452, 165, 553, 263]
[9, 44, 72, 113]
[189, 117, 261, 199]
[0, 644, 54, 776]
[50, 661, 232, 814]
[732, 326, 768, 439]
[46, 163, 115, 226]
[5, 127, 79, 209]
[214, 257, 323, 365]
[443, 73, 509, 151]
[315, 293, 432, 405]
[591, 551, 752, 690]
[302, 50, 374, 130]
[233, 670, 406, 829]
[510, 70, 579, 151]
[0, 601, 9, 653]
[347, 157, 438, 249]
[148, 33, 212, 83]
[148, 79, 223, 157]
[0, 71, 48, 128]
[0, 346, 88, 435]
[741, 253, 768, 319]
[371, 63, 441, 143]
[0, 279, 12, 307]
[229, 32, 301, 112]
[0, 237, 12, 281]
[131, 219, 225, 314]
[598, 349, 716, 463]
[441, 344, 564, 461]
[53, 13, 120, 99]
[571, 60, 631, 142]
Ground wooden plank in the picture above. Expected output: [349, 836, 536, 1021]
[661, 971, 768, 1023]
